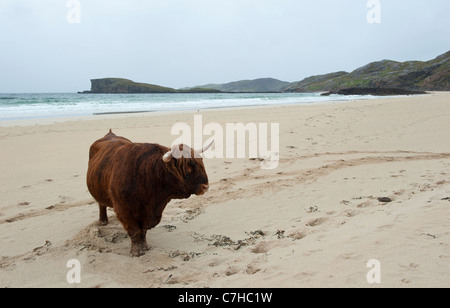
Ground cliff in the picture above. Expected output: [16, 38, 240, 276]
[284, 50, 450, 93]
[81, 78, 221, 94]
[85, 78, 176, 93]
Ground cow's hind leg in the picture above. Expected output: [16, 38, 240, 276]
[98, 203, 109, 225]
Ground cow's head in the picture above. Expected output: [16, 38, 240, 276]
[162, 141, 214, 198]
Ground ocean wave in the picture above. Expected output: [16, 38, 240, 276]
[0, 92, 379, 121]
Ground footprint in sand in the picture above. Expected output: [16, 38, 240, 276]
[338, 252, 363, 260]
[409, 263, 419, 269]
[302, 249, 323, 257]
[342, 209, 359, 218]
[286, 228, 308, 240]
[251, 242, 271, 254]
[305, 217, 327, 227]
[292, 271, 317, 282]
[245, 264, 261, 275]
[224, 266, 239, 276]
[377, 224, 394, 231]
[357, 200, 373, 208]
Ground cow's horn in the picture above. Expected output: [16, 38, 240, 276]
[162, 150, 173, 163]
[201, 140, 215, 153]
[195, 140, 214, 157]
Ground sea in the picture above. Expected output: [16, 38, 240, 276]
[0, 92, 376, 121]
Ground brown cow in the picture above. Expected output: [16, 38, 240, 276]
[86, 129, 213, 257]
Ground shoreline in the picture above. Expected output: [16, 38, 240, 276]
[0, 92, 422, 128]
[1, 92, 449, 287]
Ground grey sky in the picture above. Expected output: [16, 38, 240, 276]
[1, 0, 449, 92]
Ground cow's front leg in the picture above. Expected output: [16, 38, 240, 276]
[128, 228, 148, 257]
[138, 230, 149, 251]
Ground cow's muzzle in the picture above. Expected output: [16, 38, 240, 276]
[196, 184, 209, 195]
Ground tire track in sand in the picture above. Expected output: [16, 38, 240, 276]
[2, 150, 449, 226]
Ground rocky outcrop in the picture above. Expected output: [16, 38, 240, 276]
[80, 78, 221, 94]
[84, 78, 176, 93]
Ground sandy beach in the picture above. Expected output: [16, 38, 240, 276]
[0, 92, 449, 288]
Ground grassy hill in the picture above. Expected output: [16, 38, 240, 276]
[194, 78, 291, 92]
[284, 50, 450, 92]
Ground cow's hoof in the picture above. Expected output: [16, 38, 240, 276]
[130, 244, 146, 257]
[98, 219, 108, 226]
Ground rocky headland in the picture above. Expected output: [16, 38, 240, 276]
[79, 78, 221, 94]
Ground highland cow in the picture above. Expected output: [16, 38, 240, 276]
[86, 129, 212, 256]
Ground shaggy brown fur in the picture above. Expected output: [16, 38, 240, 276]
[86, 130, 210, 256]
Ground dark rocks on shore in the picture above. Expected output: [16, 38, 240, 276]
[321, 87, 428, 96]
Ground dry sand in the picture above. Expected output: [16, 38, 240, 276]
[0, 92, 449, 288]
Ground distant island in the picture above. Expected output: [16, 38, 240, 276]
[79, 50, 449, 95]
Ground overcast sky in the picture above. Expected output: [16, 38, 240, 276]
[0, 0, 449, 92]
